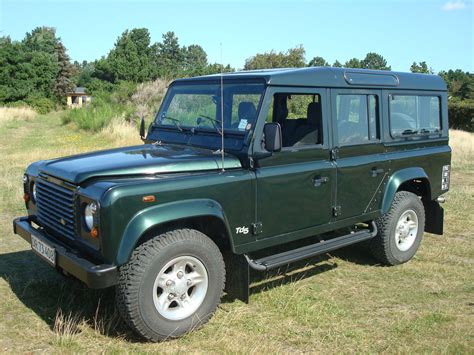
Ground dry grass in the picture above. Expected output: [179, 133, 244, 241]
[0, 106, 37, 125]
[99, 117, 141, 147]
[449, 129, 474, 171]
[131, 79, 168, 119]
[0, 113, 472, 353]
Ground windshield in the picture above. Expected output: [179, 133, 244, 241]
[150, 81, 265, 150]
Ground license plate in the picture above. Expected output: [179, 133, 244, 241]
[31, 235, 56, 266]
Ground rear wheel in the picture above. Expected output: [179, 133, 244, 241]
[116, 229, 225, 341]
[371, 191, 425, 265]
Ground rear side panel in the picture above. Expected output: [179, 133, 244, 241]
[381, 89, 451, 201]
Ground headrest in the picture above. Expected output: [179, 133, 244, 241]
[238, 102, 257, 121]
[307, 102, 322, 126]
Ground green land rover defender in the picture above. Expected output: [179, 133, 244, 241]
[14, 67, 451, 341]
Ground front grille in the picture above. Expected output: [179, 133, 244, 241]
[36, 179, 76, 240]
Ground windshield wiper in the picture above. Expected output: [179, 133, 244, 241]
[161, 116, 183, 132]
[196, 115, 222, 135]
[401, 129, 418, 135]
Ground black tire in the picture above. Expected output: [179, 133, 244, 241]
[116, 229, 225, 341]
[371, 191, 425, 265]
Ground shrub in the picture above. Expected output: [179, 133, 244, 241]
[29, 97, 55, 114]
[62, 98, 125, 131]
[5, 100, 29, 108]
[131, 79, 168, 120]
[448, 101, 474, 132]
[61, 79, 166, 132]
[86, 78, 115, 96]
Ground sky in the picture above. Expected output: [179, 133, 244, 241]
[0, 0, 473, 73]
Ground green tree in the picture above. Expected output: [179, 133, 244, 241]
[183, 44, 208, 75]
[308, 56, 329, 67]
[0, 35, 58, 104]
[74, 60, 96, 87]
[457, 80, 473, 100]
[332, 60, 343, 68]
[439, 69, 474, 100]
[0, 37, 32, 103]
[410, 61, 432, 74]
[361, 52, 391, 70]
[244, 46, 306, 70]
[15, 26, 76, 104]
[23, 26, 58, 54]
[152, 31, 185, 78]
[344, 58, 362, 68]
[96, 28, 153, 83]
[53, 41, 76, 101]
[203, 63, 234, 75]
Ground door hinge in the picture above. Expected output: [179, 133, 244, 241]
[330, 148, 339, 161]
[252, 222, 263, 235]
[332, 206, 341, 217]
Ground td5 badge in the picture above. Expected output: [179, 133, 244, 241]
[235, 226, 249, 235]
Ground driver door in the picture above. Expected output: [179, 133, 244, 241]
[255, 87, 335, 240]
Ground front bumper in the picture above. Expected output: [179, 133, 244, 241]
[13, 216, 117, 289]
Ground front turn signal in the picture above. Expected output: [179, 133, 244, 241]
[23, 192, 30, 202]
[90, 226, 99, 239]
[142, 195, 156, 203]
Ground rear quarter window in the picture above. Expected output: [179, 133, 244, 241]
[389, 95, 441, 137]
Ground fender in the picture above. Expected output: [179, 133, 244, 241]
[115, 198, 233, 265]
[381, 167, 430, 214]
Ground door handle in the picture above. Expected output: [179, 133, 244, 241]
[313, 176, 329, 187]
[371, 167, 385, 177]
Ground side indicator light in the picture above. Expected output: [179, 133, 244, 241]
[23, 193, 30, 202]
[143, 195, 156, 203]
[91, 227, 99, 239]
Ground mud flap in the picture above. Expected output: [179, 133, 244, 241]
[424, 200, 444, 235]
[223, 252, 249, 303]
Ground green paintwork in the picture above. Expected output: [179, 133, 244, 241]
[20, 68, 451, 269]
[381, 167, 429, 214]
[176, 67, 447, 91]
[35, 144, 241, 183]
[116, 199, 232, 265]
[96, 168, 255, 264]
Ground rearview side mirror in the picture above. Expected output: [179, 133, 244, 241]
[263, 122, 282, 152]
[139, 117, 146, 141]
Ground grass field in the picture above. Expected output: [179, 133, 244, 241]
[0, 111, 473, 353]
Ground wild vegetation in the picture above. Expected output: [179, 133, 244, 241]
[1, 26, 473, 131]
[0, 110, 472, 352]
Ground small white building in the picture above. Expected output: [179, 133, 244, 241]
[66, 87, 91, 108]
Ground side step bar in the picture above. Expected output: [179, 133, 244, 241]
[244, 222, 377, 271]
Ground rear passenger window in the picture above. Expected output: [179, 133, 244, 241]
[389, 95, 441, 136]
[336, 94, 379, 146]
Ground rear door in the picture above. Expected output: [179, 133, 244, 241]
[330, 89, 388, 220]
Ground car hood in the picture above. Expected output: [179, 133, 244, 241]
[37, 144, 242, 184]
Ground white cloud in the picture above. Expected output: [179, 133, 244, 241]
[442, 1, 467, 11]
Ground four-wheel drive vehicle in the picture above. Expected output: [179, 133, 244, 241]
[13, 67, 451, 341]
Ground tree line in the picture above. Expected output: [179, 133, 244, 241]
[0, 26, 473, 116]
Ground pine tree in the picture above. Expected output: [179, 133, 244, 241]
[54, 41, 76, 101]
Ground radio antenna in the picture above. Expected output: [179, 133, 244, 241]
[220, 42, 225, 172]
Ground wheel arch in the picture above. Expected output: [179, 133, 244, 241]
[381, 167, 432, 214]
[116, 199, 234, 266]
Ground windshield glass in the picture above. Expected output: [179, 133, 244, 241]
[151, 81, 265, 150]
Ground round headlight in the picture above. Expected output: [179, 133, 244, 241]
[32, 183, 37, 202]
[84, 202, 97, 231]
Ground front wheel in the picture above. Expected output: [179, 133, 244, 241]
[370, 191, 425, 265]
[116, 229, 225, 341]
